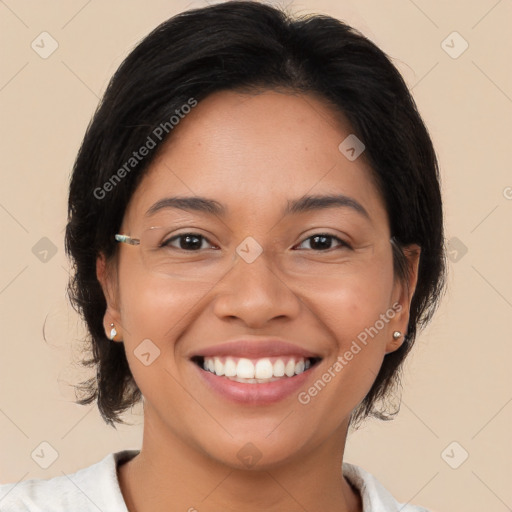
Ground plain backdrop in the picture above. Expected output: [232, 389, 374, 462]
[1, 1, 511, 511]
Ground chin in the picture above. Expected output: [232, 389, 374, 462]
[195, 428, 311, 472]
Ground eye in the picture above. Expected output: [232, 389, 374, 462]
[162, 233, 218, 251]
[159, 232, 350, 252]
[294, 233, 352, 251]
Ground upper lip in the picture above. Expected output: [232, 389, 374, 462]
[189, 337, 322, 359]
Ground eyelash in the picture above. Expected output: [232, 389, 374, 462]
[162, 233, 352, 252]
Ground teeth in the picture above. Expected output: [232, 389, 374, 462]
[236, 358, 255, 379]
[255, 358, 273, 379]
[285, 359, 295, 377]
[214, 358, 224, 376]
[224, 358, 237, 377]
[202, 356, 314, 381]
[273, 359, 285, 377]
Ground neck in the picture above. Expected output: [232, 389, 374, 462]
[118, 412, 362, 512]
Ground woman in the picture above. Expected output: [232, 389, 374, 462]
[0, 1, 445, 510]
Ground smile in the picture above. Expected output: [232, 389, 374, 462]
[191, 354, 322, 404]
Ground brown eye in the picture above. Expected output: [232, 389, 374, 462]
[295, 234, 351, 251]
[163, 233, 216, 251]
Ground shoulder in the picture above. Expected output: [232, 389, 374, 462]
[343, 462, 433, 512]
[0, 450, 138, 512]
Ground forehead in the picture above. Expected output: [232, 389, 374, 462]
[124, 90, 387, 229]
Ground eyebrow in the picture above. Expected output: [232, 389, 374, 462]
[146, 194, 370, 219]
[285, 194, 369, 219]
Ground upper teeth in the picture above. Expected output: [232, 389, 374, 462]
[203, 357, 312, 380]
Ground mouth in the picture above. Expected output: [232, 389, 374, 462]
[188, 338, 324, 404]
[191, 355, 322, 384]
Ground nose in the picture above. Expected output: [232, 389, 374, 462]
[211, 250, 302, 328]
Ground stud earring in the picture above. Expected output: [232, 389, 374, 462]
[392, 331, 402, 340]
[109, 323, 117, 341]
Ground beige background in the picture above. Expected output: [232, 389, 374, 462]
[1, 0, 511, 510]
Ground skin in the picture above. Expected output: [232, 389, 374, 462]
[97, 90, 420, 512]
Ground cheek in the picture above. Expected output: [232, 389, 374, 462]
[116, 248, 210, 336]
[119, 276, 212, 348]
[114, 254, 215, 393]
[307, 258, 395, 385]
[310, 257, 395, 344]
[296, 270, 395, 426]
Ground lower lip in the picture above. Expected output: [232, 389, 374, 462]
[194, 363, 318, 405]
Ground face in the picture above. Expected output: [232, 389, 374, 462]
[98, 90, 419, 469]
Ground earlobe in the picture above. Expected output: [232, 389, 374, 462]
[385, 330, 403, 355]
[108, 323, 118, 341]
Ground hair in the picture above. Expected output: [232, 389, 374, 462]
[65, 0, 446, 427]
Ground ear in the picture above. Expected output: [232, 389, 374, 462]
[96, 253, 123, 342]
[385, 243, 421, 354]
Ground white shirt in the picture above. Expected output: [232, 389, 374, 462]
[0, 450, 432, 511]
